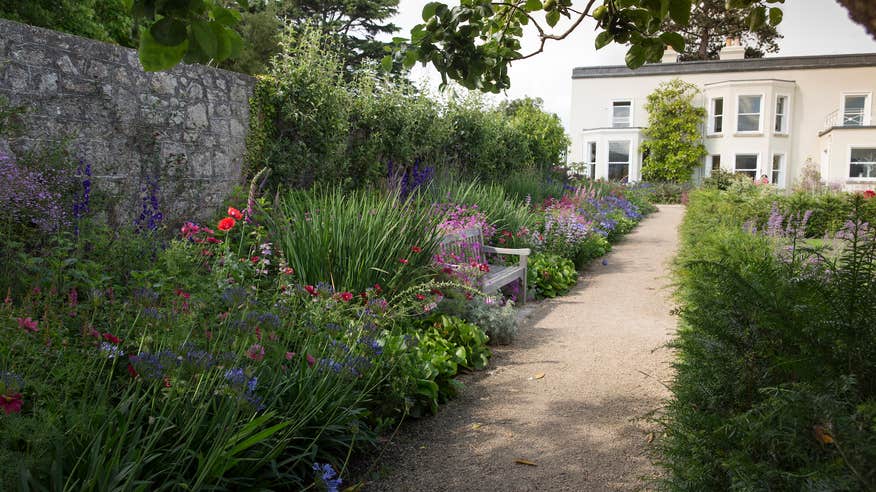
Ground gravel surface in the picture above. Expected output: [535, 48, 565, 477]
[364, 205, 684, 491]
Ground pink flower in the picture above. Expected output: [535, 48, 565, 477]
[246, 344, 265, 361]
[1, 393, 23, 414]
[305, 285, 318, 296]
[285, 351, 296, 360]
[863, 189, 875, 199]
[17, 317, 38, 332]
[339, 292, 353, 302]
[411, 246, 422, 253]
[102, 332, 121, 344]
[306, 353, 316, 367]
[399, 258, 408, 265]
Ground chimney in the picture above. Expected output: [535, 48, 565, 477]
[719, 36, 745, 60]
[661, 47, 678, 64]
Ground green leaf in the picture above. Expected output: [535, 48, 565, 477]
[524, 0, 543, 12]
[595, 31, 613, 49]
[545, 9, 560, 27]
[768, 7, 783, 26]
[381, 55, 393, 71]
[139, 29, 187, 71]
[422, 2, 442, 21]
[625, 44, 647, 68]
[659, 31, 685, 52]
[212, 5, 241, 26]
[191, 20, 219, 59]
[749, 6, 766, 30]
[149, 17, 187, 46]
[668, 0, 691, 25]
[403, 49, 419, 69]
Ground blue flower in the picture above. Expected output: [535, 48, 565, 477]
[313, 463, 342, 492]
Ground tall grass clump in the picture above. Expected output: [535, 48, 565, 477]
[658, 189, 876, 490]
[268, 187, 442, 294]
[426, 179, 538, 238]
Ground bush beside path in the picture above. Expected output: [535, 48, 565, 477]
[367, 205, 685, 491]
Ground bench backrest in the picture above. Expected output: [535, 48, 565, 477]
[438, 227, 484, 264]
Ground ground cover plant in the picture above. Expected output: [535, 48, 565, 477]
[659, 187, 876, 490]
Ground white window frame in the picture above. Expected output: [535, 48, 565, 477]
[774, 94, 790, 134]
[848, 146, 876, 181]
[841, 92, 871, 126]
[611, 99, 633, 128]
[734, 153, 760, 179]
[736, 94, 764, 134]
[586, 141, 597, 178]
[710, 154, 722, 172]
[708, 97, 724, 135]
[607, 140, 631, 181]
[771, 153, 786, 187]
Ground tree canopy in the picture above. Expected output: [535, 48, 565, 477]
[663, 0, 782, 60]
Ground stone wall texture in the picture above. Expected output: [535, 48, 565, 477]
[0, 18, 254, 225]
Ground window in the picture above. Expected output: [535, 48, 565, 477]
[771, 154, 785, 186]
[737, 95, 762, 132]
[710, 155, 721, 171]
[587, 141, 597, 178]
[850, 148, 876, 179]
[612, 101, 631, 128]
[775, 96, 788, 133]
[710, 98, 723, 133]
[734, 154, 758, 179]
[843, 95, 868, 126]
[608, 141, 630, 181]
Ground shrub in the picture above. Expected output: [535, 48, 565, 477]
[464, 296, 518, 345]
[640, 79, 707, 183]
[527, 253, 577, 298]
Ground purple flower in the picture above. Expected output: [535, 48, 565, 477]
[313, 463, 342, 492]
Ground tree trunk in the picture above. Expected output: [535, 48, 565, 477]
[837, 0, 876, 39]
[697, 25, 710, 60]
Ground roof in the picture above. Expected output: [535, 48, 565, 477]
[572, 53, 876, 79]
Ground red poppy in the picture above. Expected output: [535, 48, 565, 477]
[0, 393, 23, 414]
[415, 294, 426, 301]
[305, 285, 318, 296]
[411, 246, 422, 253]
[227, 207, 244, 220]
[218, 217, 236, 231]
[339, 292, 353, 302]
[251, 256, 260, 264]
[102, 332, 121, 344]
[864, 189, 875, 199]
[399, 258, 409, 265]
[373, 283, 382, 293]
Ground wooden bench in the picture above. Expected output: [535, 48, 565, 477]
[439, 227, 531, 303]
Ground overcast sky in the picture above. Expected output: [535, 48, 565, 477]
[385, 1, 876, 130]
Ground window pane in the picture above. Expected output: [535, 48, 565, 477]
[851, 148, 876, 163]
[738, 95, 761, 114]
[613, 101, 631, 108]
[608, 164, 629, 181]
[737, 114, 760, 132]
[587, 142, 596, 163]
[713, 98, 723, 115]
[845, 95, 867, 110]
[735, 154, 758, 178]
[850, 163, 876, 178]
[613, 106, 630, 117]
[771, 155, 783, 185]
[711, 155, 721, 170]
[714, 116, 723, 133]
[776, 97, 785, 114]
[608, 141, 630, 163]
[844, 96, 867, 126]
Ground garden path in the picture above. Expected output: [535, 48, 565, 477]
[366, 205, 685, 491]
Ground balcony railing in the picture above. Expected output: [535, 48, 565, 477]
[823, 108, 866, 132]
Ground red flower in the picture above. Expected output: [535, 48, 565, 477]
[305, 285, 318, 296]
[399, 258, 409, 265]
[227, 207, 244, 220]
[411, 246, 422, 253]
[127, 363, 139, 379]
[174, 289, 190, 299]
[206, 236, 222, 244]
[306, 353, 316, 367]
[373, 283, 382, 293]
[16, 317, 38, 333]
[0, 393, 23, 414]
[479, 263, 490, 273]
[246, 344, 265, 361]
[864, 189, 875, 199]
[339, 292, 354, 302]
[218, 217, 236, 231]
[102, 332, 121, 344]
[163, 377, 172, 388]
[415, 294, 426, 301]
[250, 256, 260, 264]
[282, 267, 294, 275]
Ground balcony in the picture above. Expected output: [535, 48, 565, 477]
[820, 108, 869, 135]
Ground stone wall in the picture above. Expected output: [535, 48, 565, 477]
[0, 18, 254, 225]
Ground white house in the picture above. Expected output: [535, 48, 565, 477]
[569, 41, 876, 190]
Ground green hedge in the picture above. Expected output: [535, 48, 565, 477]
[659, 189, 876, 490]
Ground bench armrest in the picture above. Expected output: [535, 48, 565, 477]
[482, 245, 531, 256]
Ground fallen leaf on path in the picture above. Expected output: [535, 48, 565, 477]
[646, 432, 654, 443]
[515, 459, 537, 466]
[528, 372, 545, 381]
[471, 423, 483, 430]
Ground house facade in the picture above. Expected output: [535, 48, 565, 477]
[568, 43, 876, 190]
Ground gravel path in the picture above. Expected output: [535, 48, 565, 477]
[366, 205, 685, 491]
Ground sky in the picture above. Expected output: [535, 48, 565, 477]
[383, 1, 876, 131]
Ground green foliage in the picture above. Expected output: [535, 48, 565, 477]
[640, 79, 707, 183]
[527, 253, 577, 298]
[660, 190, 876, 490]
[502, 169, 568, 204]
[267, 187, 442, 295]
[388, 0, 785, 92]
[0, 0, 134, 47]
[638, 182, 692, 204]
[662, 0, 782, 60]
[428, 179, 538, 238]
[217, 7, 282, 75]
[500, 97, 569, 170]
